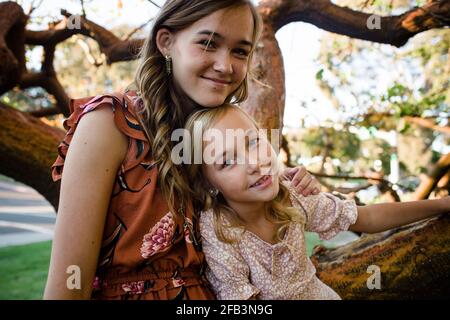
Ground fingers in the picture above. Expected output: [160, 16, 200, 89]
[291, 168, 321, 196]
[280, 167, 299, 181]
[290, 166, 306, 184]
[309, 176, 321, 195]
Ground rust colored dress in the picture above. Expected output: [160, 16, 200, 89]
[51, 90, 215, 300]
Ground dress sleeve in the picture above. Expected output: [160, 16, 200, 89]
[51, 92, 149, 182]
[286, 183, 358, 240]
[199, 210, 260, 300]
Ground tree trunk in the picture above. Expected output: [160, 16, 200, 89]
[241, 21, 285, 132]
[311, 214, 450, 299]
[0, 102, 63, 209]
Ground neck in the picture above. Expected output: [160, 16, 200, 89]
[226, 200, 268, 224]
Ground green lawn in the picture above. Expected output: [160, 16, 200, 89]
[0, 241, 52, 300]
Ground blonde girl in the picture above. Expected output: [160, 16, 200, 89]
[184, 104, 450, 300]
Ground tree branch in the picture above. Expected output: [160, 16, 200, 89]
[262, 0, 450, 47]
[0, 1, 27, 93]
[25, 9, 144, 63]
[404, 116, 450, 135]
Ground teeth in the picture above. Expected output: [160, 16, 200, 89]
[252, 175, 269, 187]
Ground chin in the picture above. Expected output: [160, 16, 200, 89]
[195, 96, 228, 108]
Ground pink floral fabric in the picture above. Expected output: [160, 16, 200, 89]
[199, 182, 358, 300]
[140, 212, 176, 259]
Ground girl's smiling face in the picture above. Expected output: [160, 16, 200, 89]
[201, 108, 281, 211]
[157, 5, 255, 107]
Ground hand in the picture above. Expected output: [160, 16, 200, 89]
[280, 166, 321, 196]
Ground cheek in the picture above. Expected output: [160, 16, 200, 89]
[234, 60, 248, 81]
[218, 170, 247, 193]
[174, 47, 204, 76]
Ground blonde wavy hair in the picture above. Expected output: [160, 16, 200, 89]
[185, 104, 305, 243]
[130, 0, 262, 214]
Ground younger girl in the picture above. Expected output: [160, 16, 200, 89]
[184, 104, 450, 300]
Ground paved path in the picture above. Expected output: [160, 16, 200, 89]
[0, 180, 56, 248]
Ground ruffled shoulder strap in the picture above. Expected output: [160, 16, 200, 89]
[51, 91, 151, 182]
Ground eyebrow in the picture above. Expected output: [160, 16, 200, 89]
[213, 131, 257, 164]
[197, 30, 253, 47]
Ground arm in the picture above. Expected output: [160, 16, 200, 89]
[350, 198, 450, 234]
[44, 107, 128, 299]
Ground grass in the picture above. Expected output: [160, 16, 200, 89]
[305, 232, 326, 256]
[0, 241, 52, 300]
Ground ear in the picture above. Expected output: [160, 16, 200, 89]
[155, 28, 175, 56]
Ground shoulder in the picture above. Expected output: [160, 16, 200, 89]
[199, 209, 214, 234]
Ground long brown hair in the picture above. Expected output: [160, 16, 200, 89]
[184, 105, 305, 243]
[131, 0, 262, 214]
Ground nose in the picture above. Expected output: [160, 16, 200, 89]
[213, 51, 233, 74]
[246, 149, 272, 175]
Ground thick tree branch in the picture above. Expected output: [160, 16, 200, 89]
[25, 10, 144, 64]
[0, 1, 27, 93]
[262, 0, 450, 47]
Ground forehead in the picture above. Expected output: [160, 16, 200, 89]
[205, 108, 257, 143]
[180, 5, 254, 43]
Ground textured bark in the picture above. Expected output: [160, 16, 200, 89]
[241, 21, 285, 132]
[0, 1, 27, 93]
[0, 102, 63, 209]
[311, 214, 450, 299]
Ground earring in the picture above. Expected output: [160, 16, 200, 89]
[165, 55, 172, 75]
[208, 188, 219, 198]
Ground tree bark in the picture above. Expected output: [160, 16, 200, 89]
[241, 19, 285, 132]
[0, 102, 63, 209]
[311, 214, 450, 299]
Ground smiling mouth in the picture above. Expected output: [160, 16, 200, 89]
[201, 76, 232, 85]
[250, 175, 271, 188]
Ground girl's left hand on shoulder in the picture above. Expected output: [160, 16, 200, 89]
[280, 166, 321, 196]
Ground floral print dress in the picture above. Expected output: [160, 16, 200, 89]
[51, 90, 214, 300]
[199, 182, 358, 300]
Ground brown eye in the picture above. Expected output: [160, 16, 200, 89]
[234, 48, 249, 57]
[199, 40, 216, 49]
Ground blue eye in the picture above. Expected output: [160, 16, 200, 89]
[222, 158, 236, 168]
[249, 137, 259, 147]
